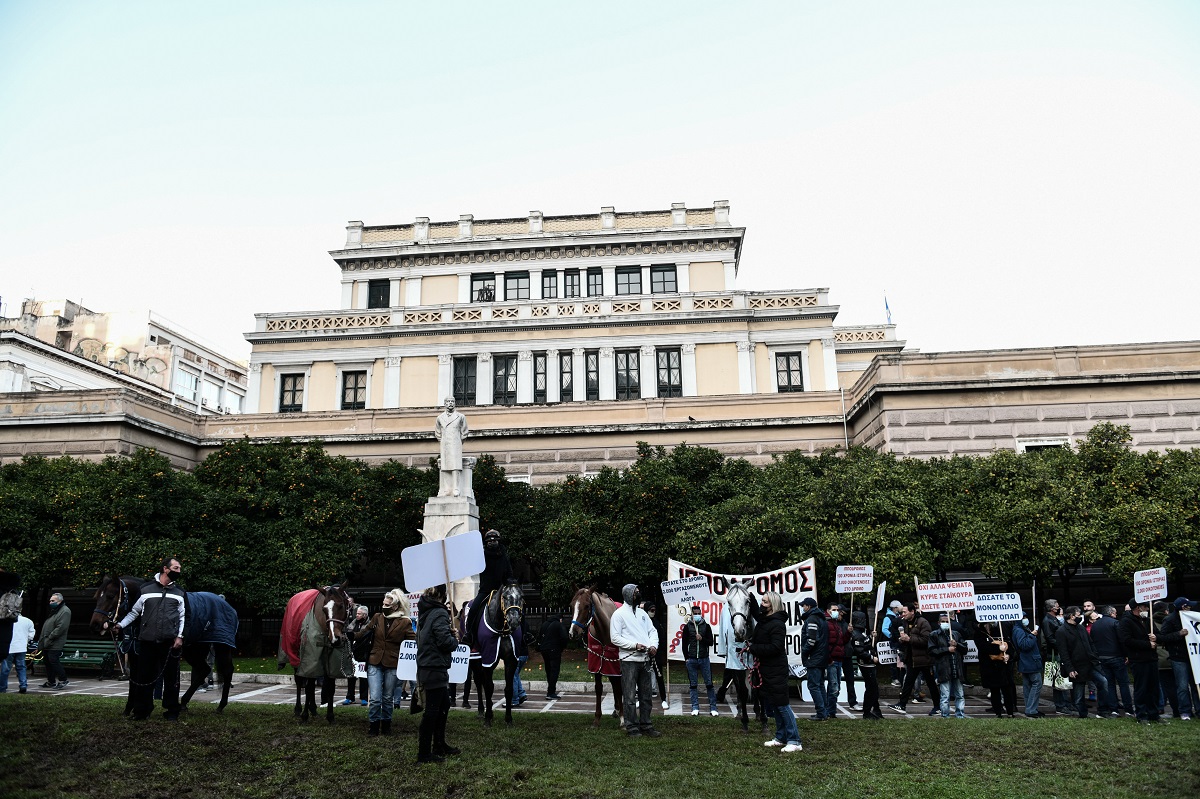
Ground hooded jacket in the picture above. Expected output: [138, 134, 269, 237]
[681, 616, 714, 660]
[610, 585, 656, 661]
[416, 594, 458, 690]
[1011, 622, 1043, 675]
[799, 605, 829, 668]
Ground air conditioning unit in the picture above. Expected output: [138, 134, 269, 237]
[200, 398, 209, 406]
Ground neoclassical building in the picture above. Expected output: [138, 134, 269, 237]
[244, 202, 902, 415]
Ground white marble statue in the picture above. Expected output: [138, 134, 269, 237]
[433, 396, 469, 497]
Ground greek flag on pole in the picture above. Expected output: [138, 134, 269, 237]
[885, 295, 892, 325]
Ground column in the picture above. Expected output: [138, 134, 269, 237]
[677, 262, 691, 292]
[602, 266, 615, 296]
[384, 356, 402, 408]
[641, 265, 652, 296]
[572, 348, 586, 402]
[531, 270, 543, 301]
[737, 340, 753, 394]
[598, 347, 615, 400]
[821, 336, 839, 391]
[546, 348, 560, 403]
[341, 281, 353, 309]
[406, 276, 423, 306]
[246, 363, 262, 414]
[476, 352, 493, 405]
[354, 281, 369, 310]
[388, 278, 401, 308]
[437, 354, 452, 404]
[516, 350, 534, 404]
[457, 274, 471, 303]
[639, 345, 656, 399]
[681, 343, 697, 397]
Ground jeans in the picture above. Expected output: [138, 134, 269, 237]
[513, 655, 528, 702]
[1171, 659, 1198, 717]
[824, 661, 842, 718]
[1128, 660, 1160, 721]
[1098, 656, 1133, 714]
[1069, 670, 1108, 718]
[762, 697, 801, 746]
[939, 679, 965, 717]
[1, 653, 28, 690]
[367, 664, 398, 723]
[1021, 671, 1043, 717]
[619, 659, 654, 731]
[685, 657, 717, 712]
[805, 664, 828, 718]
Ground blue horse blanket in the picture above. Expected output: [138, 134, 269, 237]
[184, 591, 239, 649]
[475, 604, 522, 670]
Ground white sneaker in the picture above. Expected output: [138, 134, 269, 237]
[710, 710, 719, 716]
[781, 743, 803, 753]
[764, 739, 784, 747]
[691, 709, 699, 716]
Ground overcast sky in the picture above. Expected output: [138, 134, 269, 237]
[2, 1, 1197, 361]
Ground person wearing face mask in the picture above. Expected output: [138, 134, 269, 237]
[38, 592, 72, 689]
[111, 558, 186, 720]
[362, 591, 417, 736]
[609, 584, 662, 737]
[1011, 615, 1045, 717]
[975, 621, 1016, 718]
[1158, 597, 1196, 721]
[1117, 598, 1166, 724]
[750, 591, 802, 752]
[823, 603, 848, 720]
[927, 612, 968, 718]
[682, 603, 718, 717]
[798, 597, 830, 720]
[1039, 598, 1074, 714]
[1055, 605, 1107, 719]
[848, 610, 882, 719]
[1090, 605, 1132, 717]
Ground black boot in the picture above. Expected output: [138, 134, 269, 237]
[369, 720, 379, 736]
[381, 719, 391, 735]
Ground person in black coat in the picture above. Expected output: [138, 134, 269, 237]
[463, 530, 513, 647]
[538, 615, 569, 700]
[416, 585, 460, 763]
[748, 591, 802, 752]
[1117, 598, 1163, 724]
[1056, 605, 1107, 719]
[975, 621, 1016, 717]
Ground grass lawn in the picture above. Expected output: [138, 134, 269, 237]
[2, 695, 1198, 799]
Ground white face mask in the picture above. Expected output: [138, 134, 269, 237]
[830, 611, 839, 620]
[939, 622, 951, 631]
[1140, 611, 1149, 619]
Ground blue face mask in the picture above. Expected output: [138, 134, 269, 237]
[692, 614, 702, 623]
[1021, 618, 1030, 627]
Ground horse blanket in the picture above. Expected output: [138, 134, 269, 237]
[277, 589, 319, 669]
[586, 630, 621, 678]
[475, 601, 522, 670]
[183, 591, 239, 649]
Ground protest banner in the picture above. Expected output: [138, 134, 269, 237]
[1134, 568, 1168, 604]
[666, 558, 816, 666]
[401, 530, 485, 593]
[975, 592, 1024, 623]
[1181, 611, 1200, 688]
[876, 640, 897, 666]
[873, 581, 887, 639]
[835, 565, 874, 595]
[916, 580, 976, 612]
[396, 640, 471, 683]
[660, 574, 713, 607]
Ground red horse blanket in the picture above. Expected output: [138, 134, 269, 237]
[277, 589, 319, 669]
[586, 601, 623, 678]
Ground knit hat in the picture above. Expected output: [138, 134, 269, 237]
[800, 597, 817, 609]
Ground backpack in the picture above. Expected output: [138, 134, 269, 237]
[0, 590, 22, 622]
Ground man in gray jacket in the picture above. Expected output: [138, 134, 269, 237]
[38, 593, 72, 689]
[113, 558, 186, 721]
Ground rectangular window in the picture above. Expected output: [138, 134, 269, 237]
[493, 354, 518, 406]
[341, 370, 367, 410]
[471, 274, 496, 302]
[775, 352, 804, 393]
[564, 270, 581, 298]
[533, 352, 547, 403]
[615, 350, 640, 400]
[174, 367, 199, 402]
[616, 267, 642, 295]
[225, 392, 244, 414]
[279, 374, 304, 412]
[656, 348, 682, 398]
[201, 379, 221, 408]
[452, 357, 476, 406]
[541, 271, 558, 299]
[559, 352, 573, 401]
[651, 266, 677, 294]
[587, 268, 603, 297]
[585, 350, 599, 401]
[504, 272, 530, 301]
[367, 279, 391, 309]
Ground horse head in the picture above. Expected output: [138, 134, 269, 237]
[322, 582, 354, 645]
[726, 580, 754, 643]
[569, 587, 594, 641]
[500, 580, 524, 634]
[90, 575, 127, 635]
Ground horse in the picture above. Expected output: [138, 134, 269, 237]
[569, 587, 625, 729]
[91, 575, 238, 714]
[470, 580, 524, 728]
[718, 580, 767, 733]
[277, 583, 354, 723]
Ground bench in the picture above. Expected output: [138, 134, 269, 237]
[32, 639, 119, 680]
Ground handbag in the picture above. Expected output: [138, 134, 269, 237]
[1043, 659, 1072, 691]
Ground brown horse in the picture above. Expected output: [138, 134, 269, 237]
[569, 588, 625, 729]
[278, 584, 354, 723]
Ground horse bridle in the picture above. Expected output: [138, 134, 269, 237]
[92, 577, 126, 623]
[499, 589, 523, 634]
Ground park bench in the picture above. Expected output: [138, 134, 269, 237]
[30, 639, 119, 680]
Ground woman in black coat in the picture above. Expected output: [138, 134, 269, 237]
[975, 621, 1016, 717]
[747, 591, 802, 752]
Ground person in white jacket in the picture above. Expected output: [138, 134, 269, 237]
[1, 613, 35, 693]
[609, 583, 662, 738]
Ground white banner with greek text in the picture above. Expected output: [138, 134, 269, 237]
[916, 581, 976, 612]
[1134, 568, 1168, 604]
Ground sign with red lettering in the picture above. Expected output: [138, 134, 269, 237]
[1134, 568, 1168, 603]
[835, 565, 874, 594]
[916, 580, 976, 612]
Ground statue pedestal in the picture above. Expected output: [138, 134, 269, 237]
[421, 495, 480, 616]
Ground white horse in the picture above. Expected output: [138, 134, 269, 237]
[718, 581, 767, 732]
